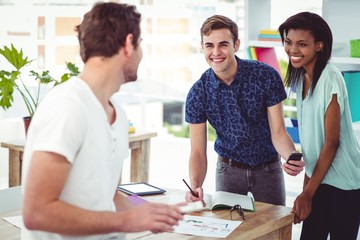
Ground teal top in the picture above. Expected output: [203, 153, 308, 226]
[296, 63, 360, 190]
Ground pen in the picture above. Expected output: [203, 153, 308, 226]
[182, 179, 199, 197]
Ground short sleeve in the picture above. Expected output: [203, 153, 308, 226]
[322, 66, 346, 115]
[265, 67, 287, 107]
[185, 80, 207, 123]
[30, 93, 87, 163]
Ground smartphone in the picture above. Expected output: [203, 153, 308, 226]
[286, 152, 303, 166]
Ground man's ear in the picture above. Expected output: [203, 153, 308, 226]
[123, 34, 134, 56]
[234, 39, 240, 52]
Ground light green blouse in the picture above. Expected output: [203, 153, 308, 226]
[296, 63, 360, 190]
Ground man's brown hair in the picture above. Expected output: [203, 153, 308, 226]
[200, 15, 238, 45]
[76, 2, 141, 62]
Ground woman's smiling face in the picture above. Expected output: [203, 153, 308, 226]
[284, 29, 323, 72]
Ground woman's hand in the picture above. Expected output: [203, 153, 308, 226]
[292, 191, 312, 224]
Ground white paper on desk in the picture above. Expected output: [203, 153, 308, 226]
[172, 215, 241, 238]
[3, 215, 24, 229]
[168, 194, 186, 204]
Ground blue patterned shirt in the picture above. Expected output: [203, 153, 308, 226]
[185, 56, 286, 166]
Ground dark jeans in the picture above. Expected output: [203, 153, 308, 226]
[215, 159, 285, 206]
[300, 184, 360, 240]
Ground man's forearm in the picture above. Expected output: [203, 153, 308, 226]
[23, 200, 125, 235]
[189, 157, 207, 189]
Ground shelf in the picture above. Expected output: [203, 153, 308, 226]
[245, 0, 360, 68]
[248, 40, 283, 48]
[330, 57, 360, 65]
[247, 44, 360, 66]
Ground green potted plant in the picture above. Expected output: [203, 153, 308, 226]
[0, 44, 80, 132]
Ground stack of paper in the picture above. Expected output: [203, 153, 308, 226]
[258, 29, 281, 42]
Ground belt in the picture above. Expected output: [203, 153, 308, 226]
[218, 155, 279, 169]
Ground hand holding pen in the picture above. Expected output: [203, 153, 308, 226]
[182, 179, 205, 206]
[183, 179, 206, 204]
[182, 179, 199, 197]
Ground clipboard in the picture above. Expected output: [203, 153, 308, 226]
[117, 182, 166, 196]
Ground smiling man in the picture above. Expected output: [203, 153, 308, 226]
[184, 15, 304, 206]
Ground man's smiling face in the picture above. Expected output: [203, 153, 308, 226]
[201, 28, 240, 80]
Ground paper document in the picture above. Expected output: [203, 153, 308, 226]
[3, 215, 24, 229]
[172, 215, 242, 238]
[168, 191, 255, 212]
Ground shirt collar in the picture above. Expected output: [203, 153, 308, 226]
[209, 55, 242, 88]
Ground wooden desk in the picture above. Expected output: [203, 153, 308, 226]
[0, 189, 294, 240]
[1, 131, 157, 187]
[127, 190, 294, 240]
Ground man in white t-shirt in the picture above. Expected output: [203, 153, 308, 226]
[21, 2, 183, 240]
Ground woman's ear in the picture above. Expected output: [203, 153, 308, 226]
[317, 42, 324, 52]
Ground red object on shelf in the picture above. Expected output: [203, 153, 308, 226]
[254, 47, 281, 75]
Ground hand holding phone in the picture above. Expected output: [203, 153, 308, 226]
[286, 152, 303, 166]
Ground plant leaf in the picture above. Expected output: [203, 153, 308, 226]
[30, 70, 56, 85]
[59, 73, 70, 84]
[0, 70, 17, 109]
[66, 62, 80, 76]
[58, 62, 80, 84]
[0, 43, 80, 114]
[0, 44, 33, 71]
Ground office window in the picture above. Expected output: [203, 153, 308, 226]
[0, 0, 246, 127]
[0, 0, 321, 133]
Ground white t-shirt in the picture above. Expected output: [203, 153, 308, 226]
[296, 63, 360, 190]
[21, 77, 129, 240]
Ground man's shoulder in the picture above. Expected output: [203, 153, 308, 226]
[189, 68, 214, 89]
[199, 68, 213, 80]
[237, 59, 281, 82]
[238, 58, 276, 71]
